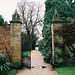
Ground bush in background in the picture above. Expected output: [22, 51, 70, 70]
[21, 32, 38, 51]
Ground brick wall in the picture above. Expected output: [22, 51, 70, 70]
[0, 22, 22, 63]
[0, 26, 10, 56]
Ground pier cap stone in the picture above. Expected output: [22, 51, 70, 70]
[10, 10, 22, 24]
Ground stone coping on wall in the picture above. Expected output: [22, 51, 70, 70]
[51, 19, 63, 23]
[0, 24, 10, 27]
[10, 20, 22, 24]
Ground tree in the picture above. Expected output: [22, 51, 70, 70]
[44, 0, 75, 25]
[17, 0, 44, 50]
[4, 21, 8, 25]
[0, 15, 4, 26]
[0, 15, 8, 27]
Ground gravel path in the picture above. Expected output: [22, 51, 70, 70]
[16, 50, 59, 75]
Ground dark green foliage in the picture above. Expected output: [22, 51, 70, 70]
[10, 62, 21, 69]
[44, 0, 75, 25]
[0, 15, 8, 27]
[62, 44, 75, 66]
[39, 40, 45, 51]
[12, 10, 20, 20]
[54, 47, 63, 64]
[67, 0, 73, 5]
[39, 24, 52, 63]
[35, 45, 39, 47]
[0, 15, 4, 26]
[54, 23, 75, 66]
[39, 41, 52, 63]
[43, 48, 51, 63]
[4, 21, 8, 25]
[0, 54, 11, 75]
[6, 69, 16, 75]
[32, 34, 38, 50]
[41, 23, 75, 66]
[21, 32, 38, 51]
[44, 54, 50, 63]
[21, 32, 31, 51]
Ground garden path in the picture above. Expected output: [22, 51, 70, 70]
[16, 50, 59, 75]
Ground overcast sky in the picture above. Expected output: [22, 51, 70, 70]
[0, 0, 46, 23]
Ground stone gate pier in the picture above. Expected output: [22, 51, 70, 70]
[10, 10, 22, 63]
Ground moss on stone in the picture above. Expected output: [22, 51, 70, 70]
[51, 19, 64, 23]
[10, 20, 22, 24]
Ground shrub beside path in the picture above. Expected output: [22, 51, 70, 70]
[16, 50, 59, 75]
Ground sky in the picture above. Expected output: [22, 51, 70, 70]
[0, 0, 46, 23]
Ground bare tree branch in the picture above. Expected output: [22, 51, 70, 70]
[17, 0, 44, 49]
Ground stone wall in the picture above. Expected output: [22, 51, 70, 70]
[10, 21, 21, 63]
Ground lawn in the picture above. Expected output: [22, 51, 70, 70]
[56, 67, 75, 75]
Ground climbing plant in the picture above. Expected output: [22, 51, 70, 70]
[0, 43, 11, 62]
[54, 23, 75, 66]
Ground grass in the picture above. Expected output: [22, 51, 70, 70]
[6, 69, 16, 75]
[22, 51, 30, 57]
[56, 67, 75, 75]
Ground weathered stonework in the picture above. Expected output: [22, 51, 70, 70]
[10, 21, 21, 63]
[53, 23, 62, 31]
